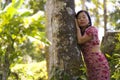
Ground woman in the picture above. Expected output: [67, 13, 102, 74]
[75, 10, 110, 80]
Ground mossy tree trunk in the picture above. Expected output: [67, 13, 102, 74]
[101, 31, 120, 54]
[45, 0, 83, 80]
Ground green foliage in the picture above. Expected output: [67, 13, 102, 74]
[109, 8, 120, 29]
[50, 67, 70, 80]
[0, 0, 49, 79]
[78, 66, 87, 80]
[109, 1, 120, 29]
[27, 0, 46, 13]
[109, 34, 120, 80]
[0, 0, 25, 67]
[0, 0, 48, 63]
[106, 53, 120, 80]
[101, 33, 120, 80]
[8, 61, 48, 80]
[20, 38, 47, 62]
[50, 66, 87, 80]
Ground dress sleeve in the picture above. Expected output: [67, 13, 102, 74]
[85, 26, 98, 36]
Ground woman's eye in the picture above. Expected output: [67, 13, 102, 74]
[83, 16, 86, 18]
[77, 18, 81, 19]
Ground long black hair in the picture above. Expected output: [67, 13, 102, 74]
[75, 10, 92, 26]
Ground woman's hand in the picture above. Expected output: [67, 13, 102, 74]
[75, 19, 80, 30]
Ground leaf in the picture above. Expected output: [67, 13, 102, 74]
[3, 0, 24, 19]
[105, 53, 111, 58]
[19, 10, 33, 17]
[13, 0, 24, 9]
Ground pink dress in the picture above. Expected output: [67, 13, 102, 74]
[80, 26, 110, 80]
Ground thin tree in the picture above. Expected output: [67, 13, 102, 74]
[81, 0, 86, 10]
[104, 0, 107, 35]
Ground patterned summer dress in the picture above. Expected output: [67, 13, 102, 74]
[80, 26, 110, 80]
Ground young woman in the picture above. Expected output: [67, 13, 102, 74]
[75, 10, 110, 80]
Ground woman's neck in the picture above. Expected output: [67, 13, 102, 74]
[81, 26, 88, 31]
[80, 25, 90, 35]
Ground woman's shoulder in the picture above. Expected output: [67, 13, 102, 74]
[85, 26, 98, 36]
[86, 26, 97, 30]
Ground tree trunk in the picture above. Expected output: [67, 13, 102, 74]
[103, 0, 107, 35]
[101, 31, 120, 54]
[2, 41, 14, 80]
[2, 44, 13, 80]
[45, 0, 83, 80]
[81, 0, 86, 10]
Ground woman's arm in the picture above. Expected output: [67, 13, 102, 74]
[75, 19, 92, 44]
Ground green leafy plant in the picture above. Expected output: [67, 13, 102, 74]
[50, 67, 70, 80]
[109, 34, 120, 80]
[0, 0, 49, 79]
[8, 61, 48, 80]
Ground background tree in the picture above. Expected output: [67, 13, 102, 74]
[0, 1, 25, 79]
[108, 0, 120, 30]
[81, 0, 86, 10]
[0, 0, 48, 79]
[104, 0, 107, 35]
[45, 0, 83, 79]
[26, 0, 46, 13]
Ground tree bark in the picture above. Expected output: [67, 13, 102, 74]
[101, 31, 120, 54]
[45, 0, 83, 80]
[2, 45, 11, 80]
[2, 41, 14, 80]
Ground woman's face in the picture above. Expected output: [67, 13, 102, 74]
[77, 12, 89, 28]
